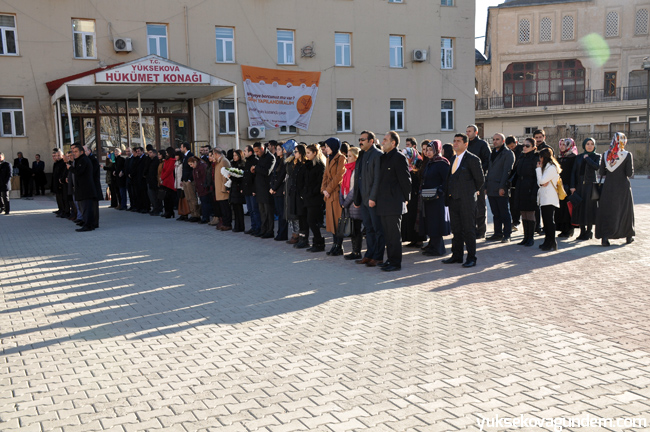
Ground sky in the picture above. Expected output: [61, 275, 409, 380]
[475, 0, 503, 54]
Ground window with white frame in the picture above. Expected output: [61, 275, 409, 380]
[389, 35, 403, 68]
[388, 0, 404, 3]
[72, 19, 96, 59]
[605, 11, 619, 38]
[216, 27, 235, 63]
[635, 9, 649, 35]
[218, 100, 236, 134]
[280, 125, 297, 134]
[335, 33, 351, 67]
[277, 30, 294, 65]
[147, 24, 168, 58]
[389, 100, 404, 131]
[0, 14, 18, 55]
[336, 100, 352, 133]
[441, 38, 453, 69]
[518, 18, 531, 44]
[561, 15, 574, 40]
[540, 17, 552, 42]
[441, 100, 454, 131]
[441, 0, 453, 6]
[0, 98, 25, 137]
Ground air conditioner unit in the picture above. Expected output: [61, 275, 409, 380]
[248, 126, 266, 140]
[114, 38, 132, 52]
[413, 49, 427, 62]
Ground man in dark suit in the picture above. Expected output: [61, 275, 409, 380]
[113, 148, 127, 210]
[85, 146, 102, 229]
[69, 144, 96, 232]
[253, 142, 276, 238]
[51, 149, 68, 217]
[124, 147, 135, 210]
[31, 154, 46, 195]
[375, 131, 411, 272]
[466, 125, 490, 239]
[485, 133, 515, 242]
[443, 133, 485, 268]
[506, 136, 523, 230]
[14, 152, 32, 198]
[353, 130, 385, 266]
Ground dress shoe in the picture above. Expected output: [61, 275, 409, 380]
[176, 215, 188, 221]
[75, 221, 85, 226]
[307, 244, 325, 252]
[602, 238, 611, 247]
[75, 226, 94, 232]
[365, 259, 383, 267]
[274, 236, 288, 241]
[422, 249, 443, 257]
[329, 245, 344, 256]
[254, 231, 264, 237]
[244, 228, 255, 234]
[355, 257, 371, 265]
[345, 252, 362, 261]
[406, 241, 423, 248]
[188, 217, 200, 223]
[294, 238, 310, 249]
[442, 256, 463, 264]
[381, 264, 401, 272]
[219, 225, 232, 231]
[286, 234, 300, 244]
[462, 259, 477, 268]
[486, 234, 503, 241]
[199, 220, 209, 224]
[377, 261, 391, 268]
[626, 236, 635, 244]
[501, 236, 511, 243]
[326, 245, 337, 256]
[261, 232, 274, 239]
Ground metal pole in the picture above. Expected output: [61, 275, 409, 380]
[138, 92, 145, 147]
[233, 85, 240, 150]
[64, 86, 74, 146]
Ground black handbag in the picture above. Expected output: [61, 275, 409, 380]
[421, 187, 442, 201]
[337, 208, 353, 238]
[591, 177, 603, 201]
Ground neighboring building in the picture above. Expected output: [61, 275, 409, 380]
[0, 0, 475, 176]
[476, 0, 650, 153]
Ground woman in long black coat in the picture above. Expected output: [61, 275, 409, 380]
[595, 132, 635, 246]
[419, 140, 451, 256]
[555, 138, 578, 238]
[270, 144, 288, 241]
[287, 144, 308, 245]
[570, 137, 600, 240]
[299, 144, 326, 251]
[401, 147, 425, 247]
[229, 150, 246, 232]
[511, 137, 539, 247]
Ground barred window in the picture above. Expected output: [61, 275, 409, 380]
[635, 9, 649, 35]
[562, 15, 574, 40]
[605, 11, 619, 38]
[540, 17, 552, 42]
[519, 19, 531, 43]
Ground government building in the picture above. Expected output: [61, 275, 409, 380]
[0, 0, 474, 177]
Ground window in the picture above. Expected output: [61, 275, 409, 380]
[218, 100, 236, 134]
[518, 18, 531, 44]
[605, 11, 619, 38]
[389, 100, 404, 131]
[216, 27, 235, 63]
[147, 24, 168, 58]
[280, 125, 297, 134]
[561, 15, 574, 40]
[389, 35, 403, 68]
[441, 38, 453, 69]
[524, 126, 539, 135]
[388, 0, 404, 3]
[72, 19, 96, 59]
[635, 9, 649, 35]
[441, 100, 454, 131]
[605, 72, 617, 97]
[335, 33, 351, 67]
[277, 30, 294, 65]
[540, 17, 552, 42]
[0, 98, 25, 137]
[336, 100, 352, 133]
[441, 0, 453, 5]
[0, 14, 17, 55]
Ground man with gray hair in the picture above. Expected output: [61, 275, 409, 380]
[485, 133, 515, 242]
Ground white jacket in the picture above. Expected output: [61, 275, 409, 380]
[536, 164, 560, 208]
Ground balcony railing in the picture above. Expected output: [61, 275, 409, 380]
[476, 85, 649, 111]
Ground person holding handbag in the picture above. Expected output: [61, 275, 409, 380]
[419, 140, 451, 257]
[511, 138, 539, 247]
[570, 138, 600, 241]
[535, 148, 561, 251]
[174, 151, 189, 220]
[595, 133, 635, 246]
[555, 138, 578, 238]
[339, 147, 363, 260]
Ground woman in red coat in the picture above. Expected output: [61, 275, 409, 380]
[160, 146, 176, 218]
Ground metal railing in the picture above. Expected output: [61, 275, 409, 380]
[476, 86, 649, 110]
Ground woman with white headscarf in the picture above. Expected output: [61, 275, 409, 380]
[595, 132, 635, 246]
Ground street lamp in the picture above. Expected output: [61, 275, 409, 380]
[643, 57, 650, 158]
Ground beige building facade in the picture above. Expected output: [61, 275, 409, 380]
[476, 0, 650, 155]
[0, 0, 475, 176]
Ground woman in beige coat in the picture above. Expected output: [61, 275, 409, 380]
[212, 148, 233, 231]
[321, 137, 346, 256]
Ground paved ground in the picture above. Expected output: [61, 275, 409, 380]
[1, 179, 650, 432]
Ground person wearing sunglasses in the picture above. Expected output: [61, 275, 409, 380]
[510, 137, 539, 247]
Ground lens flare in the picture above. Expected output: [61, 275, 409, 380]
[580, 33, 610, 67]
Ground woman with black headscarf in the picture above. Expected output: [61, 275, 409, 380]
[595, 133, 635, 246]
[570, 137, 601, 240]
[419, 140, 451, 256]
[321, 137, 346, 256]
[555, 138, 578, 238]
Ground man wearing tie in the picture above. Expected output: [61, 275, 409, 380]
[442, 133, 484, 268]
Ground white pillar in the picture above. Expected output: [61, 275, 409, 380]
[233, 86, 240, 150]
[64, 86, 74, 145]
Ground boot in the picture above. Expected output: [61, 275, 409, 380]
[330, 242, 344, 257]
[3, 202, 9, 215]
[541, 240, 558, 251]
[307, 238, 325, 252]
[344, 234, 363, 260]
[517, 220, 530, 245]
[523, 220, 535, 247]
[294, 235, 309, 249]
[286, 233, 299, 245]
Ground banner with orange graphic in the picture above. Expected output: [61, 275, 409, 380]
[241, 66, 321, 131]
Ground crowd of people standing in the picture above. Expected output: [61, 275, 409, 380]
[12, 125, 636, 270]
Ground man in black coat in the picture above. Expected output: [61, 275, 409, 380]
[485, 133, 515, 242]
[51, 149, 68, 217]
[443, 133, 485, 268]
[253, 142, 276, 238]
[375, 131, 411, 272]
[242, 145, 261, 234]
[466, 125, 490, 239]
[505, 135, 523, 230]
[533, 129, 550, 151]
[145, 148, 161, 215]
[86, 146, 102, 229]
[14, 152, 32, 198]
[180, 142, 200, 222]
[137, 146, 151, 213]
[113, 148, 127, 210]
[32, 154, 46, 195]
[0, 152, 11, 214]
[69, 144, 96, 232]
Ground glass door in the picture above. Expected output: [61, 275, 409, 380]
[159, 117, 170, 149]
[172, 116, 189, 148]
[83, 117, 97, 153]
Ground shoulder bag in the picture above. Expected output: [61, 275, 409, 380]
[421, 187, 442, 201]
[591, 176, 603, 201]
[336, 207, 353, 238]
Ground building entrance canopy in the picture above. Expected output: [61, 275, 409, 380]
[47, 55, 239, 150]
